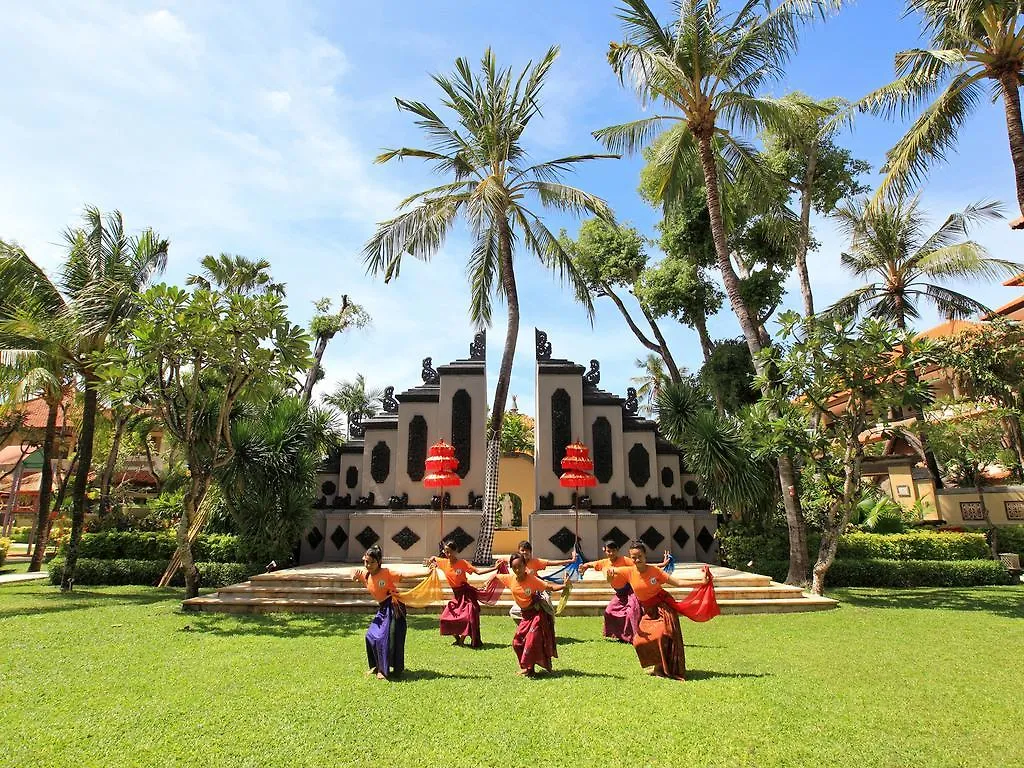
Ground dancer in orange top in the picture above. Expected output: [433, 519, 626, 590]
[497, 552, 571, 676]
[427, 539, 498, 648]
[352, 545, 408, 680]
[507, 540, 573, 622]
[580, 540, 651, 643]
[606, 541, 718, 680]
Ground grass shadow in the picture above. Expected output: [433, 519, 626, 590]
[185, 612, 372, 639]
[393, 669, 487, 682]
[834, 587, 1024, 619]
[0, 586, 180, 620]
[686, 669, 772, 681]
[537, 668, 624, 680]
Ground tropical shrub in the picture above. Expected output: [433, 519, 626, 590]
[0, 537, 10, 567]
[59, 531, 241, 563]
[46, 557, 258, 587]
[9, 526, 32, 543]
[738, 559, 1012, 587]
[996, 526, 1024, 560]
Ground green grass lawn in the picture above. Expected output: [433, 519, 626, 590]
[1, 583, 1022, 768]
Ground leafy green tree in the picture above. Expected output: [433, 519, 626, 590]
[761, 92, 870, 315]
[701, 339, 759, 414]
[562, 219, 683, 382]
[0, 209, 168, 589]
[859, 1, 1024, 223]
[758, 314, 932, 594]
[301, 296, 370, 405]
[363, 47, 615, 563]
[218, 396, 342, 564]
[936, 320, 1024, 477]
[103, 283, 311, 597]
[322, 374, 382, 440]
[828, 192, 1020, 486]
[499, 411, 534, 455]
[923, 401, 1017, 487]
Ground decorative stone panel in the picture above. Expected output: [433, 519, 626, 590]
[551, 389, 571, 476]
[661, 467, 674, 488]
[392, 526, 421, 551]
[452, 389, 472, 479]
[960, 501, 985, 521]
[592, 417, 613, 484]
[321, 480, 337, 496]
[696, 526, 715, 552]
[355, 526, 380, 550]
[549, 526, 577, 554]
[330, 525, 348, 552]
[370, 441, 391, 484]
[628, 443, 651, 487]
[639, 526, 664, 552]
[602, 526, 630, 551]
[407, 415, 427, 481]
[306, 526, 323, 550]
[1005, 501, 1024, 521]
[673, 526, 690, 550]
[445, 526, 474, 553]
[346, 466, 359, 489]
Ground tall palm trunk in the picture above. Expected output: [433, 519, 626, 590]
[27, 398, 58, 573]
[474, 219, 518, 565]
[893, 304, 944, 488]
[99, 415, 128, 511]
[61, 371, 99, 591]
[998, 73, 1024, 223]
[795, 149, 817, 317]
[697, 133, 809, 584]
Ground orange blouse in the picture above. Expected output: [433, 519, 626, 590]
[589, 556, 634, 590]
[611, 565, 669, 602]
[436, 557, 477, 588]
[358, 567, 401, 603]
[497, 572, 550, 609]
[525, 558, 550, 575]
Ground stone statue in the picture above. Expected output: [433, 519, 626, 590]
[623, 387, 639, 416]
[347, 411, 365, 439]
[583, 359, 600, 386]
[535, 328, 552, 360]
[469, 330, 486, 360]
[500, 494, 513, 525]
[421, 357, 439, 385]
[381, 386, 399, 413]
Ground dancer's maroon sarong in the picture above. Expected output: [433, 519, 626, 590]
[439, 583, 482, 648]
[512, 601, 558, 672]
[604, 585, 639, 643]
[632, 569, 719, 680]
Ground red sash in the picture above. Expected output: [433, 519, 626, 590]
[639, 566, 720, 622]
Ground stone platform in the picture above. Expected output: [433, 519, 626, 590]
[182, 562, 837, 616]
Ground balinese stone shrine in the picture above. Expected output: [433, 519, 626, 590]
[299, 330, 719, 565]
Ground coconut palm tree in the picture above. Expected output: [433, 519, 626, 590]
[363, 47, 616, 563]
[186, 253, 285, 296]
[595, 0, 838, 584]
[322, 374, 383, 439]
[631, 354, 671, 415]
[827, 192, 1021, 485]
[859, 1, 1024, 225]
[0, 208, 168, 589]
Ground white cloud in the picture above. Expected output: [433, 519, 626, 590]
[263, 90, 292, 113]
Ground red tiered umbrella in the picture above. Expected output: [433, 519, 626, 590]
[559, 441, 597, 555]
[424, 439, 461, 545]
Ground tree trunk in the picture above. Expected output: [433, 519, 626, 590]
[473, 217, 518, 565]
[893, 305, 944, 488]
[795, 150, 817, 317]
[176, 474, 206, 599]
[1004, 411, 1024, 482]
[693, 314, 714, 363]
[604, 285, 681, 383]
[998, 73, 1024, 223]
[697, 133, 808, 584]
[100, 415, 128, 512]
[27, 399, 59, 573]
[811, 425, 862, 595]
[301, 333, 331, 405]
[638, 302, 682, 383]
[61, 372, 99, 592]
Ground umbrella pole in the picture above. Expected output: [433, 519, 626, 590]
[574, 485, 580, 556]
[439, 486, 445, 550]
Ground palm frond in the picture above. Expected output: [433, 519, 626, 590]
[592, 116, 680, 155]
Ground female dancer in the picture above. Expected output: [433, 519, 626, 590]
[497, 552, 571, 676]
[427, 540, 498, 648]
[352, 545, 407, 680]
[580, 542, 673, 643]
[507, 540, 574, 621]
[606, 541, 718, 680]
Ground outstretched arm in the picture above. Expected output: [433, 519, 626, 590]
[665, 568, 711, 589]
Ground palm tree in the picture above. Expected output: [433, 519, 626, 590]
[827, 192, 1021, 485]
[1, 208, 168, 589]
[859, 1, 1024, 225]
[323, 374, 383, 439]
[595, 0, 837, 584]
[0, 244, 76, 572]
[363, 47, 616, 563]
[186, 253, 285, 296]
[631, 354, 671, 415]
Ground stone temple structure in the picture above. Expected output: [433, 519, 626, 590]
[301, 330, 719, 564]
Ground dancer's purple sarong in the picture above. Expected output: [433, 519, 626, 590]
[604, 584, 640, 643]
[365, 596, 407, 677]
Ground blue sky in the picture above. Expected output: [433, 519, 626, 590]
[2, 0, 1022, 417]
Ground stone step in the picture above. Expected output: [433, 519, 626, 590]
[247, 572, 776, 589]
[216, 583, 806, 602]
[182, 593, 837, 616]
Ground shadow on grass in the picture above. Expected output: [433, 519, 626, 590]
[393, 669, 487, 682]
[536, 668, 624, 680]
[686, 669, 772, 681]
[835, 587, 1024, 619]
[186, 612, 380, 639]
[0, 587, 180, 620]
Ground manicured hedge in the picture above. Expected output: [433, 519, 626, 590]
[0, 537, 9, 567]
[741, 559, 1013, 588]
[59, 532, 242, 563]
[995, 525, 1024, 560]
[46, 557, 260, 588]
[719, 527, 992, 564]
